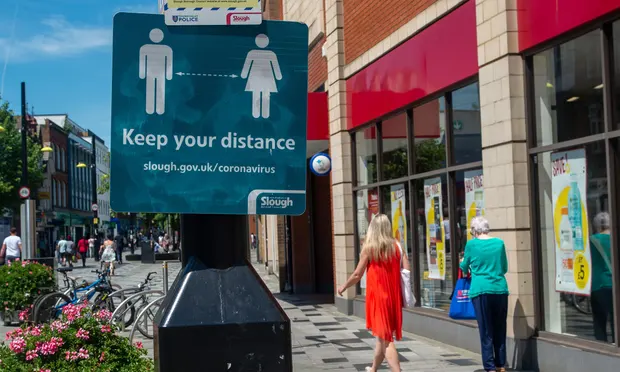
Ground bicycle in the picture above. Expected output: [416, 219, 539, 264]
[110, 271, 163, 338]
[33, 269, 125, 324]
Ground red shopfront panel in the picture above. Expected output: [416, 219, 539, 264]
[518, 0, 620, 52]
[346, 0, 477, 130]
[307, 92, 329, 141]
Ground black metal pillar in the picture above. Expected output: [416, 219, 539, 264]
[154, 214, 292, 371]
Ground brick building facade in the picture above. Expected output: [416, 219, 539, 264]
[256, 1, 620, 371]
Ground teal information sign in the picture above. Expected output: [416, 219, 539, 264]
[111, 13, 308, 215]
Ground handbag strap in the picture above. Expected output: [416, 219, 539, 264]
[591, 236, 612, 271]
[395, 241, 403, 268]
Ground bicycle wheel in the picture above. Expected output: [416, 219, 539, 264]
[34, 293, 71, 324]
[573, 294, 592, 314]
[135, 298, 162, 339]
[92, 291, 136, 328]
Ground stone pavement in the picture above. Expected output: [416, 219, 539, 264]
[252, 258, 487, 372]
[2, 251, 493, 371]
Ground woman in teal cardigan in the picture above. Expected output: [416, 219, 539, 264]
[590, 212, 614, 343]
[460, 216, 509, 372]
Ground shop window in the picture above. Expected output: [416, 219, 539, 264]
[533, 30, 604, 147]
[454, 169, 484, 261]
[452, 83, 482, 165]
[355, 126, 378, 186]
[381, 112, 409, 180]
[381, 183, 412, 259]
[414, 97, 446, 174]
[415, 174, 451, 311]
[356, 188, 379, 295]
[536, 141, 614, 344]
[614, 21, 620, 129]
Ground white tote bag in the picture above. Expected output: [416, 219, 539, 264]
[397, 242, 416, 308]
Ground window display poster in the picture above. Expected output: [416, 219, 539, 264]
[391, 184, 408, 253]
[464, 170, 485, 241]
[424, 178, 445, 280]
[551, 149, 591, 295]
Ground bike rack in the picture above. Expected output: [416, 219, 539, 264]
[111, 289, 165, 331]
[129, 295, 166, 343]
[125, 261, 171, 341]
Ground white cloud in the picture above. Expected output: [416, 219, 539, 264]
[0, 16, 111, 63]
[114, 4, 158, 14]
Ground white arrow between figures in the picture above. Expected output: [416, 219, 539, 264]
[176, 72, 238, 78]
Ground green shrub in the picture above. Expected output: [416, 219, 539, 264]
[0, 260, 55, 313]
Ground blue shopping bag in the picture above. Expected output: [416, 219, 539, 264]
[449, 277, 476, 320]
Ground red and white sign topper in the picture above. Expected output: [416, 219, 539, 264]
[164, 0, 262, 26]
[91, 203, 99, 212]
[18, 186, 30, 199]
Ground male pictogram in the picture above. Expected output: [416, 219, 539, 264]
[139, 28, 173, 115]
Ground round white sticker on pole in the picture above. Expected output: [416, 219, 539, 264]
[92, 203, 99, 212]
[309, 153, 332, 176]
[18, 186, 30, 199]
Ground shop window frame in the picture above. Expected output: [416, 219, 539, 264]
[524, 17, 620, 353]
[350, 78, 483, 317]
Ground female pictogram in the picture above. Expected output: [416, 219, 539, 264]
[241, 34, 282, 119]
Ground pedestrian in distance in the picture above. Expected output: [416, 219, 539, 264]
[78, 235, 89, 267]
[337, 214, 408, 372]
[460, 216, 509, 372]
[100, 235, 117, 276]
[114, 233, 124, 264]
[56, 236, 67, 266]
[65, 236, 75, 268]
[88, 235, 96, 259]
[1, 227, 22, 265]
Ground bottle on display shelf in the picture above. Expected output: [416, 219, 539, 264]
[568, 174, 584, 251]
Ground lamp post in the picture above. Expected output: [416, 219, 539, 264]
[19, 82, 53, 259]
[76, 162, 98, 240]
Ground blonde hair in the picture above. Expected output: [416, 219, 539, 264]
[363, 214, 396, 262]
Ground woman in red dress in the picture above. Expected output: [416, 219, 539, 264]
[338, 214, 409, 372]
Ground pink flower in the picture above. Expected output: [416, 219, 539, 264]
[29, 271, 33, 275]
[50, 321, 68, 333]
[99, 351, 105, 362]
[9, 337, 26, 354]
[100, 325, 112, 333]
[39, 369, 51, 372]
[38, 340, 60, 356]
[76, 328, 90, 340]
[62, 303, 84, 322]
[77, 348, 89, 359]
[135, 341, 144, 349]
[95, 309, 113, 321]
[25, 350, 38, 361]
[18, 309, 30, 322]
[50, 337, 64, 348]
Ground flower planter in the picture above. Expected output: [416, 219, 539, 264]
[0, 310, 21, 326]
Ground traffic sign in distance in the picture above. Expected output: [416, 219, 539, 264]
[18, 186, 30, 199]
[92, 204, 99, 212]
[111, 13, 309, 215]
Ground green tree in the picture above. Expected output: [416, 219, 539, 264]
[0, 101, 45, 213]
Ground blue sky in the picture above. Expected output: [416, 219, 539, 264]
[0, 0, 159, 145]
